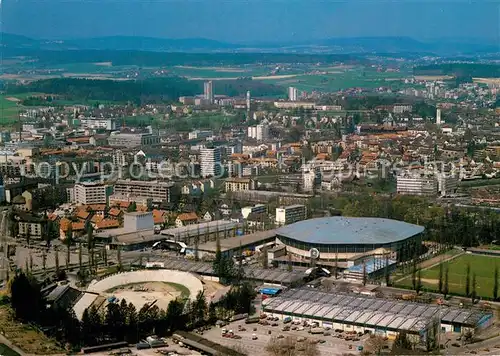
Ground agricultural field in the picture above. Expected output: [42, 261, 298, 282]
[264, 66, 413, 92]
[397, 253, 500, 298]
[0, 93, 26, 125]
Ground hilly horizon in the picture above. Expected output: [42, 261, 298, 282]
[1, 32, 498, 55]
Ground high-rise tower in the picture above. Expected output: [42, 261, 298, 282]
[204, 81, 214, 104]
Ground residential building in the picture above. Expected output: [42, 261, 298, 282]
[288, 87, 298, 101]
[73, 182, 107, 205]
[4, 180, 38, 203]
[108, 195, 152, 209]
[179, 96, 196, 105]
[274, 102, 316, 109]
[18, 213, 44, 239]
[189, 130, 213, 140]
[392, 104, 412, 114]
[204, 81, 214, 104]
[225, 177, 257, 192]
[113, 179, 174, 203]
[200, 147, 222, 178]
[59, 218, 86, 240]
[241, 204, 267, 219]
[79, 118, 117, 130]
[108, 132, 160, 148]
[248, 124, 269, 141]
[175, 212, 199, 227]
[275, 204, 307, 226]
[437, 175, 459, 196]
[436, 109, 442, 125]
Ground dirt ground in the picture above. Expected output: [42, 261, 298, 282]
[105, 282, 184, 311]
[414, 75, 454, 81]
[203, 280, 226, 296]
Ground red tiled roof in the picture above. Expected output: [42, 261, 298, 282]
[95, 219, 120, 230]
[176, 212, 198, 222]
[108, 208, 122, 217]
[76, 210, 90, 220]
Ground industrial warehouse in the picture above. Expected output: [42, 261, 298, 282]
[262, 288, 493, 347]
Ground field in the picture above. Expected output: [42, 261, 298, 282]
[414, 75, 454, 81]
[264, 66, 412, 92]
[0, 94, 21, 124]
[398, 253, 500, 298]
[0, 306, 64, 355]
[474, 77, 500, 85]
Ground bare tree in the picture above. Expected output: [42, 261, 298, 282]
[322, 278, 334, 292]
[365, 335, 387, 355]
[265, 336, 319, 356]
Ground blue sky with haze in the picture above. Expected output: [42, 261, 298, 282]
[2, 0, 499, 43]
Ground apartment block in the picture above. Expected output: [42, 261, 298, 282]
[248, 124, 269, 141]
[241, 204, 267, 219]
[108, 133, 160, 148]
[74, 182, 108, 205]
[113, 179, 174, 203]
[275, 204, 307, 226]
[225, 177, 257, 192]
[200, 147, 222, 178]
[396, 175, 438, 196]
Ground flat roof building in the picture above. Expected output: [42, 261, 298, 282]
[108, 132, 160, 148]
[113, 179, 174, 203]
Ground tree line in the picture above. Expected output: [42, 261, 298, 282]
[4, 47, 359, 67]
[7, 77, 283, 105]
[414, 63, 500, 78]
[8, 268, 256, 351]
[336, 194, 500, 248]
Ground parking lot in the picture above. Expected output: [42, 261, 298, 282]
[89, 337, 203, 356]
[203, 316, 371, 356]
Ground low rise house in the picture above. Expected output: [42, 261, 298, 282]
[175, 212, 199, 227]
[59, 218, 86, 240]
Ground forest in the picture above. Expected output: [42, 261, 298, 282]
[6, 77, 284, 104]
[3, 47, 360, 66]
[413, 63, 500, 78]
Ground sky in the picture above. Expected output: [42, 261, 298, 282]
[1, 0, 499, 43]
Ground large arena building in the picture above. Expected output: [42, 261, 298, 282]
[275, 217, 425, 271]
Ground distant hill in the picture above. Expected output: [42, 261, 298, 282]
[2, 33, 497, 55]
[61, 36, 241, 51]
[1, 33, 241, 52]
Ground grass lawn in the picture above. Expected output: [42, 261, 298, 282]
[397, 254, 500, 298]
[0, 306, 64, 355]
[0, 343, 21, 356]
[0, 94, 20, 125]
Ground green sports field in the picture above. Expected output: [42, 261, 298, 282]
[398, 254, 500, 298]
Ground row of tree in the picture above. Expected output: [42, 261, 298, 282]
[408, 259, 500, 301]
[334, 194, 500, 248]
[9, 267, 256, 350]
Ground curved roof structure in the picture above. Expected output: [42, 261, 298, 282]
[276, 217, 424, 245]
